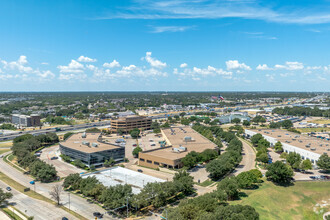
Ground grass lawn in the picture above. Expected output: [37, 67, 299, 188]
[231, 180, 330, 220]
[307, 119, 330, 124]
[196, 179, 214, 187]
[297, 127, 330, 133]
[0, 149, 10, 155]
[0, 141, 13, 148]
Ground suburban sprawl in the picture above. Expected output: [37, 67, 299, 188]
[0, 92, 329, 220]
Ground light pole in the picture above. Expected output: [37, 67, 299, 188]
[68, 192, 70, 210]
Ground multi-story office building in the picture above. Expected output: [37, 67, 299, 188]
[11, 114, 40, 127]
[59, 132, 125, 167]
[110, 115, 152, 133]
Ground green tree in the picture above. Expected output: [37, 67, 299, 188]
[217, 177, 240, 200]
[300, 159, 312, 171]
[286, 152, 302, 169]
[214, 205, 259, 220]
[231, 118, 241, 124]
[243, 120, 250, 126]
[257, 153, 269, 164]
[266, 161, 294, 184]
[173, 171, 194, 194]
[132, 146, 142, 158]
[274, 141, 283, 152]
[281, 120, 293, 129]
[251, 134, 263, 146]
[0, 188, 13, 205]
[130, 128, 140, 139]
[63, 132, 74, 140]
[317, 154, 330, 172]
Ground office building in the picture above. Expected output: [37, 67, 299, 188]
[110, 115, 152, 133]
[59, 132, 125, 166]
[138, 126, 218, 169]
[245, 129, 329, 165]
[11, 114, 40, 127]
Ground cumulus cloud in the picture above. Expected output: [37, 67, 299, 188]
[143, 52, 167, 68]
[58, 60, 84, 73]
[256, 64, 272, 70]
[174, 65, 232, 80]
[226, 60, 251, 71]
[274, 61, 304, 70]
[103, 60, 120, 68]
[77, 56, 97, 62]
[180, 63, 188, 68]
[1, 55, 34, 73]
[37, 70, 55, 79]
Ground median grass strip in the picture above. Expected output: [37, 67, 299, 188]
[2, 207, 23, 220]
[0, 172, 87, 220]
[3, 154, 26, 173]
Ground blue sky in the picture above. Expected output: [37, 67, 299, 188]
[0, 0, 329, 91]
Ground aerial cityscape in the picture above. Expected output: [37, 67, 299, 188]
[0, 1, 329, 220]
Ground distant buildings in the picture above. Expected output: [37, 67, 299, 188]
[216, 112, 250, 124]
[110, 115, 152, 134]
[59, 132, 125, 167]
[11, 114, 40, 127]
[138, 127, 218, 169]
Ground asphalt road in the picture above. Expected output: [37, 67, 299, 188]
[0, 180, 76, 220]
[0, 152, 114, 220]
[231, 140, 256, 176]
[0, 120, 110, 141]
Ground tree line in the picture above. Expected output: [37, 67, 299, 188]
[63, 170, 194, 217]
[272, 106, 330, 117]
[11, 133, 58, 182]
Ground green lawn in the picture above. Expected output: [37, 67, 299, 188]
[231, 180, 330, 220]
[297, 127, 330, 133]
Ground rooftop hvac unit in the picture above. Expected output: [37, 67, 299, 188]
[82, 141, 90, 146]
[184, 136, 192, 142]
[92, 143, 98, 147]
[179, 146, 187, 151]
[82, 132, 86, 138]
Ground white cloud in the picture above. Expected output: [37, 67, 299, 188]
[59, 73, 87, 80]
[274, 61, 304, 70]
[256, 64, 272, 70]
[77, 56, 97, 62]
[37, 70, 55, 79]
[103, 60, 120, 68]
[180, 63, 188, 68]
[143, 52, 167, 68]
[151, 26, 194, 33]
[174, 65, 232, 80]
[41, 62, 49, 65]
[116, 65, 167, 78]
[58, 60, 84, 73]
[1, 55, 34, 73]
[226, 60, 251, 71]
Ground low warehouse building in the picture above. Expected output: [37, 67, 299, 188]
[138, 127, 218, 169]
[245, 129, 329, 165]
[59, 132, 125, 167]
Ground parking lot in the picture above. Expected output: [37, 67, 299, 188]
[40, 145, 84, 177]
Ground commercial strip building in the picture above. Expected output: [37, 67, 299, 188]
[59, 132, 125, 167]
[245, 129, 329, 165]
[110, 115, 152, 133]
[11, 114, 40, 127]
[138, 126, 218, 169]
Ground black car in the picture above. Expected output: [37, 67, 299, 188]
[93, 212, 103, 218]
[6, 187, 11, 191]
[137, 169, 143, 173]
[62, 217, 69, 220]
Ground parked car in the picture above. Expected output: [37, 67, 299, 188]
[6, 187, 11, 191]
[93, 212, 103, 218]
[62, 217, 69, 220]
[132, 144, 137, 147]
[50, 156, 58, 160]
[137, 169, 143, 173]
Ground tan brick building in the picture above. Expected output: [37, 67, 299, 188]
[110, 115, 152, 134]
[138, 127, 218, 169]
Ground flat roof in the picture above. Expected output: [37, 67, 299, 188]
[140, 126, 217, 161]
[82, 167, 165, 194]
[60, 132, 121, 153]
[249, 129, 329, 155]
[112, 115, 151, 121]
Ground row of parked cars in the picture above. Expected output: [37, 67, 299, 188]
[309, 175, 330, 180]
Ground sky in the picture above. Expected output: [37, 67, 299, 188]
[0, 0, 330, 92]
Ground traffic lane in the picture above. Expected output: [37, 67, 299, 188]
[0, 153, 110, 220]
[232, 140, 256, 176]
[0, 180, 76, 220]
